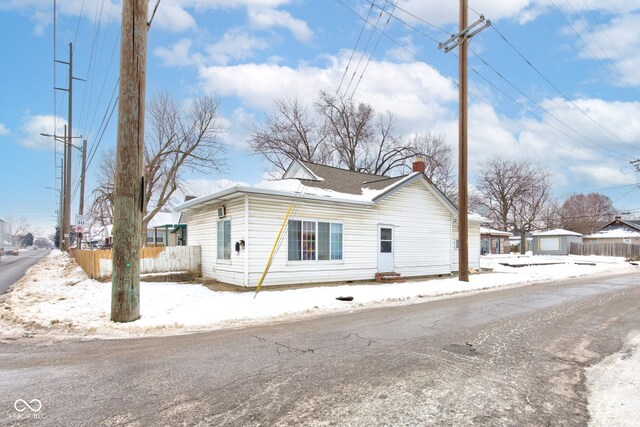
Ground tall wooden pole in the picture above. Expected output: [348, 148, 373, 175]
[111, 0, 148, 322]
[61, 124, 70, 251]
[458, 0, 469, 282]
[77, 139, 87, 249]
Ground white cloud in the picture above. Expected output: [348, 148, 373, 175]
[152, 2, 197, 32]
[0, 123, 9, 136]
[247, 7, 312, 41]
[154, 39, 199, 67]
[198, 54, 457, 131]
[576, 13, 640, 87]
[385, 35, 418, 62]
[206, 28, 269, 65]
[19, 115, 68, 151]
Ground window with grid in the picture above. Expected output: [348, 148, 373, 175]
[288, 220, 343, 261]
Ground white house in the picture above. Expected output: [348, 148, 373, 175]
[175, 159, 484, 288]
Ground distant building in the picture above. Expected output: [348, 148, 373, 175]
[583, 216, 640, 245]
[532, 229, 583, 256]
[480, 227, 513, 255]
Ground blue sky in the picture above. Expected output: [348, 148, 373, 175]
[1, 0, 639, 236]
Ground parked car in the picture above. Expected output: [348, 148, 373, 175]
[3, 245, 19, 256]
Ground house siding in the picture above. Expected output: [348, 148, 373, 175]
[185, 179, 480, 287]
[451, 222, 482, 271]
[187, 198, 246, 283]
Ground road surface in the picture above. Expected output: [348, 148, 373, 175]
[1, 271, 638, 426]
[0, 249, 49, 295]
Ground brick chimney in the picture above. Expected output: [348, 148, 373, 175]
[412, 157, 426, 173]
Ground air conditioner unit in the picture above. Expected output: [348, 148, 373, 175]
[217, 206, 226, 218]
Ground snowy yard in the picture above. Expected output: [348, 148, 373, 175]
[0, 250, 638, 425]
[0, 250, 636, 340]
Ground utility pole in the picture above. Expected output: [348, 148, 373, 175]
[439, 2, 490, 282]
[111, 0, 148, 322]
[62, 124, 69, 251]
[632, 159, 640, 171]
[54, 42, 80, 251]
[77, 139, 87, 249]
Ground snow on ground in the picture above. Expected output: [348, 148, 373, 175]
[587, 331, 640, 427]
[0, 251, 636, 341]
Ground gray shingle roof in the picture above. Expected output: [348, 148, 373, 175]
[297, 160, 406, 195]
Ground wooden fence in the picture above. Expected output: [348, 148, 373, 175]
[570, 242, 640, 258]
[73, 246, 201, 279]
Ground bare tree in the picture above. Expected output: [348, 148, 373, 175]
[4, 216, 31, 243]
[90, 92, 227, 239]
[476, 157, 552, 253]
[90, 148, 116, 229]
[560, 193, 616, 235]
[143, 93, 226, 232]
[407, 132, 455, 201]
[249, 98, 329, 175]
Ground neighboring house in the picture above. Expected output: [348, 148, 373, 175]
[90, 211, 187, 248]
[532, 229, 583, 255]
[175, 159, 485, 288]
[147, 211, 187, 246]
[583, 216, 640, 244]
[480, 227, 513, 255]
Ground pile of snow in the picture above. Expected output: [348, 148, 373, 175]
[0, 251, 636, 340]
[587, 331, 640, 427]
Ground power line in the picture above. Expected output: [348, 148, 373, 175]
[341, 0, 390, 97]
[347, 0, 633, 162]
[578, 0, 639, 84]
[479, 14, 638, 151]
[554, 0, 618, 81]
[336, 0, 375, 96]
[468, 47, 631, 159]
[349, 0, 399, 98]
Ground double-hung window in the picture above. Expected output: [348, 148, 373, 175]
[288, 220, 343, 261]
[217, 219, 231, 260]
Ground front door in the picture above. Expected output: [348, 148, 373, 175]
[378, 225, 394, 272]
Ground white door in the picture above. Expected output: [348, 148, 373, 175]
[378, 225, 394, 272]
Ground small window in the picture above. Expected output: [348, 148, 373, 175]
[380, 227, 392, 253]
[454, 239, 459, 250]
[217, 219, 231, 260]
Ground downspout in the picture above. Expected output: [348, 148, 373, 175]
[244, 194, 249, 287]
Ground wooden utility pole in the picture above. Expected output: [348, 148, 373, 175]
[62, 124, 70, 251]
[111, 0, 148, 322]
[458, 0, 469, 282]
[77, 139, 87, 249]
[438, 2, 490, 282]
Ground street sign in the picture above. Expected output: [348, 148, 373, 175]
[75, 215, 87, 233]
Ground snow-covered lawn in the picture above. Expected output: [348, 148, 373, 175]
[0, 251, 637, 425]
[0, 250, 636, 340]
[587, 331, 640, 427]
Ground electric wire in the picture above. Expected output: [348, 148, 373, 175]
[341, 0, 390, 97]
[339, 0, 633, 163]
[350, 0, 399, 98]
[467, 5, 638, 150]
[336, 0, 376, 96]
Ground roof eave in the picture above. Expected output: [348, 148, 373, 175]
[175, 185, 375, 212]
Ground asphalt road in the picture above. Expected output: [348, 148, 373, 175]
[1, 270, 638, 426]
[0, 249, 50, 295]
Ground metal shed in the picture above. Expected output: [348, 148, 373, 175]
[532, 229, 583, 255]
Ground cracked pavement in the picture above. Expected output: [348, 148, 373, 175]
[1, 271, 638, 426]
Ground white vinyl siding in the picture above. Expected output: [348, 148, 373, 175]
[186, 179, 481, 287]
